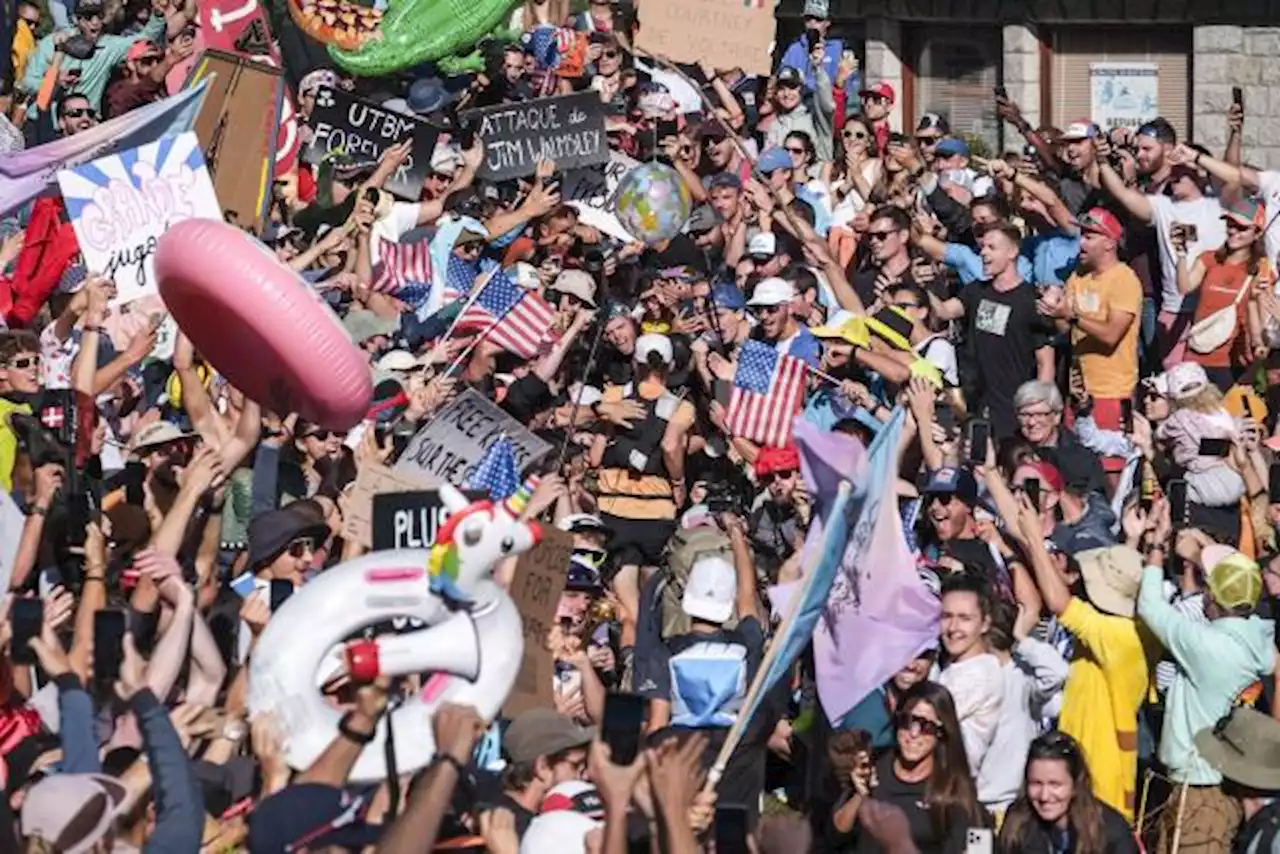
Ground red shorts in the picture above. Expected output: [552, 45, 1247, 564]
[1091, 397, 1129, 474]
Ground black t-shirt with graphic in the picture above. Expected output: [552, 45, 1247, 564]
[958, 280, 1054, 438]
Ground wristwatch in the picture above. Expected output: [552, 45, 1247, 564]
[220, 719, 248, 743]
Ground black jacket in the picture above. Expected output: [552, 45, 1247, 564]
[999, 801, 1136, 854]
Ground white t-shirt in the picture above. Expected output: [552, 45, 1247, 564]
[1256, 170, 1280, 268]
[917, 334, 959, 387]
[830, 161, 883, 227]
[369, 202, 423, 267]
[937, 652, 1004, 772]
[1149, 194, 1226, 314]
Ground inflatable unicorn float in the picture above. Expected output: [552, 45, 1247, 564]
[248, 478, 541, 783]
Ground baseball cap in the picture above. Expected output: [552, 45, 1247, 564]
[1019, 459, 1066, 493]
[129, 420, 195, 452]
[1223, 194, 1267, 229]
[1166, 361, 1211, 400]
[747, 232, 778, 259]
[430, 144, 465, 177]
[1076, 546, 1143, 618]
[682, 555, 737, 623]
[1077, 207, 1124, 242]
[711, 283, 747, 310]
[248, 784, 382, 854]
[565, 383, 604, 409]
[1137, 117, 1177, 144]
[802, 0, 830, 18]
[757, 147, 793, 174]
[859, 81, 896, 103]
[21, 773, 130, 854]
[1202, 545, 1263, 610]
[686, 204, 722, 235]
[505, 709, 596, 764]
[747, 277, 796, 307]
[375, 350, 419, 373]
[261, 221, 302, 245]
[935, 137, 969, 158]
[557, 513, 611, 535]
[922, 466, 979, 505]
[127, 40, 161, 61]
[565, 554, 604, 593]
[550, 270, 598, 307]
[634, 333, 674, 366]
[1059, 120, 1098, 141]
[776, 67, 804, 88]
[344, 309, 400, 344]
[916, 113, 949, 136]
[754, 445, 800, 477]
[811, 310, 871, 348]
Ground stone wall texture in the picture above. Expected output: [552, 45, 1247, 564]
[1193, 25, 1280, 169]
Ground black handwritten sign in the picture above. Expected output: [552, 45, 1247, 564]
[371, 489, 485, 551]
[304, 86, 439, 201]
[460, 92, 608, 182]
[392, 389, 553, 485]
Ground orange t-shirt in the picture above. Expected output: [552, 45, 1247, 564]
[1189, 252, 1273, 369]
[1067, 262, 1143, 400]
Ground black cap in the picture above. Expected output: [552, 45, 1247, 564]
[916, 112, 949, 135]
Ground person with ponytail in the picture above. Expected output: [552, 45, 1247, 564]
[999, 731, 1136, 854]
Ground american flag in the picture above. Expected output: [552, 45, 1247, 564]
[726, 340, 808, 447]
[372, 237, 431, 305]
[456, 270, 555, 359]
[441, 255, 479, 305]
[465, 437, 519, 500]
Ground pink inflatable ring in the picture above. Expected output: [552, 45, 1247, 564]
[155, 219, 372, 429]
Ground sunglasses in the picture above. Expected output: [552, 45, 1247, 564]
[759, 470, 796, 486]
[842, 129, 868, 140]
[20, 14, 39, 24]
[286, 538, 316, 558]
[137, 54, 161, 66]
[304, 430, 336, 441]
[862, 94, 889, 103]
[601, 49, 620, 59]
[785, 146, 807, 155]
[897, 713, 946, 739]
[756, 303, 788, 315]
[7, 356, 38, 370]
[916, 135, 942, 145]
[63, 107, 95, 119]
[866, 229, 899, 242]
[1224, 219, 1255, 233]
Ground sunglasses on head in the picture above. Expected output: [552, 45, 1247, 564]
[896, 712, 945, 739]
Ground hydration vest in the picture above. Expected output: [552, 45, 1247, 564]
[600, 385, 680, 476]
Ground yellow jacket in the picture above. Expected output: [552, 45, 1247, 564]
[0, 397, 33, 492]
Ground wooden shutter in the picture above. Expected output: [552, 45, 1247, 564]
[912, 26, 1003, 156]
[1050, 28, 1191, 139]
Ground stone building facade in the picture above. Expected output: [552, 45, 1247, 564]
[779, 0, 1280, 167]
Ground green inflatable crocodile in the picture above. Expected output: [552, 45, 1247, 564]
[327, 0, 522, 77]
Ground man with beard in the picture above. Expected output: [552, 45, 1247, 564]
[701, 125, 752, 189]
[746, 278, 820, 367]
[22, 0, 191, 116]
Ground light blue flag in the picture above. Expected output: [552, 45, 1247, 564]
[733, 406, 908, 734]
[0, 81, 210, 217]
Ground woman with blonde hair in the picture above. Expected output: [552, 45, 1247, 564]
[1154, 361, 1245, 507]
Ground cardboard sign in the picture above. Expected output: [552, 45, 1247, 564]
[304, 87, 439, 201]
[57, 132, 221, 306]
[185, 50, 283, 232]
[197, 0, 301, 174]
[635, 0, 775, 77]
[461, 92, 608, 182]
[393, 389, 553, 485]
[502, 527, 574, 718]
[563, 150, 640, 244]
[342, 463, 437, 548]
[371, 489, 485, 551]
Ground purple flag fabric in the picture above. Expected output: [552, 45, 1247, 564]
[783, 418, 940, 724]
[0, 82, 209, 217]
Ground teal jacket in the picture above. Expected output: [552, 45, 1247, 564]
[1137, 566, 1276, 784]
[22, 16, 165, 117]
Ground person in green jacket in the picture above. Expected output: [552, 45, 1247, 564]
[1139, 531, 1277, 854]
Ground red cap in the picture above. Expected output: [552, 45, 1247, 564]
[127, 40, 161, 61]
[1020, 459, 1065, 493]
[754, 445, 800, 477]
[1078, 207, 1123, 242]
[859, 82, 896, 104]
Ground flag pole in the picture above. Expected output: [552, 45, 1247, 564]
[702, 479, 852, 795]
[421, 266, 499, 368]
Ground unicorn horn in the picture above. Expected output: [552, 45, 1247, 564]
[503, 475, 541, 517]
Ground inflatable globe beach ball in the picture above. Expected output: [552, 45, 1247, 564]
[613, 162, 692, 246]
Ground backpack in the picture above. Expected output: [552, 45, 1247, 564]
[658, 526, 733, 640]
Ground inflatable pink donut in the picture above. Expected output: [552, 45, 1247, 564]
[155, 219, 372, 429]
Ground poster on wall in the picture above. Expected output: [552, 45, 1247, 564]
[57, 132, 221, 306]
[1090, 63, 1158, 131]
